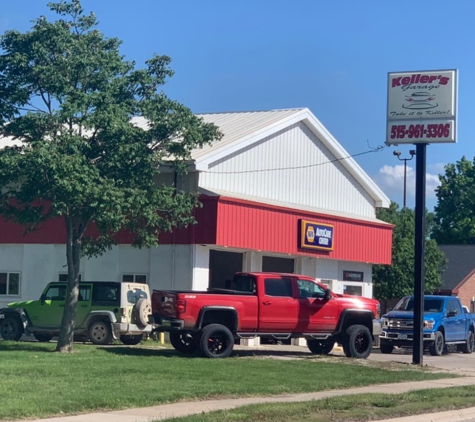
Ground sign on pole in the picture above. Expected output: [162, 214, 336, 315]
[386, 70, 458, 145]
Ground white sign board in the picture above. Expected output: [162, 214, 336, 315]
[386, 69, 457, 145]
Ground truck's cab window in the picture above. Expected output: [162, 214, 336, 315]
[264, 278, 292, 297]
[229, 275, 256, 294]
[447, 299, 462, 316]
[297, 279, 326, 298]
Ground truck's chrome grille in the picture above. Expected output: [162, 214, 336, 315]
[388, 319, 414, 330]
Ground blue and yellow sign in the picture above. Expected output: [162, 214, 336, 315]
[300, 220, 334, 251]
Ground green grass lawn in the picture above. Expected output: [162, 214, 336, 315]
[162, 386, 475, 422]
[0, 341, 455, 420]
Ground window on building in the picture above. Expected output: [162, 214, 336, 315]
[262, 256, 294, 273]
[0, 272, 20, 296]
[343, 285, 363, 296]
[264, 278, 293, 297]
[58, 274, 82, 282]
[122, 274, 148, 283]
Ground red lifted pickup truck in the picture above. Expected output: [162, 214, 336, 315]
[152, 272, 380, 359]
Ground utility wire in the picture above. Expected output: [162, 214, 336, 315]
[202, 145, 385, 174]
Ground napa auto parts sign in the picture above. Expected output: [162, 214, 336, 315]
[300, 220, 334, 251]
[386, 69, 457, 145]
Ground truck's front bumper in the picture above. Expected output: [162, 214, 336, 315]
[373, 319, 382, 337]
[379, 330, 436, 342]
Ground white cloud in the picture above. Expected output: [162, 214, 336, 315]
[427, 163, 447, 174]
[374, 164, 440, 202]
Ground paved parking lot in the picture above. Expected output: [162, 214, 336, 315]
[366, 348, 475, 376]
[234, 343, 475, 376]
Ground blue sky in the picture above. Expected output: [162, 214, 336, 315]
[1, 0, 472, 210]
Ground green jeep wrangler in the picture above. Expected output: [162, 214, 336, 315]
[0, 281, 152, 345]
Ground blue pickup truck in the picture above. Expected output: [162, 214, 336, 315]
[379, 295, 475, 356]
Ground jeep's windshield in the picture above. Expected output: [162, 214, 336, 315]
[394, 297, 443, 313]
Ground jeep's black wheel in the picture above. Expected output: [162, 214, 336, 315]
[169, 331, 200, 354]
[0, 316, 23, 341]
[34, 333, 54, 342]
[429, 330, 445, 356]
[88, 320, 113, 345]
[342, 324, 373, 359]
[461, 330, 475, 354]
[120, 335, 143, 346]
[199, 324, 234, 358]
[379, 342, 394, 354]
[307, 339, 335, 355]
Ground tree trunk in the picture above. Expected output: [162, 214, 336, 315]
[56, 215, 82, 353]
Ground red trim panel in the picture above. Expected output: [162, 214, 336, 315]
[215, 196, 393, 265]
[0, 196, 219, 245]
[0, 194, 392, 264]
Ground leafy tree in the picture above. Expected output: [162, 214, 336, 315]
[432, 156, 475, 244]
[0, 0, 221, 352]
[373, 202, 446, 309]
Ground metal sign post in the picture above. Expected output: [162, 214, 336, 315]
[386, 69, 458, 366]
[413, 143, 426, 365]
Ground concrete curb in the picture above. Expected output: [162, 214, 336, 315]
[14, 377, 475, 422]
[376, 406, 475, 422]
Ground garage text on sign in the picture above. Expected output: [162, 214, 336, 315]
[386, 69, 457, 145]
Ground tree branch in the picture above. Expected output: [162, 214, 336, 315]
[38, 84, 52, 115]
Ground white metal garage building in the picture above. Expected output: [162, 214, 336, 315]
[0, 108, 392, 309]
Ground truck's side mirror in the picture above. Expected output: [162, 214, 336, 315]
[324, 289, 332, 300]
[447, 310, 457, 318]
[40, 294, 46, 305]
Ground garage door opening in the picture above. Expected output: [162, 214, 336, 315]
[262, 256, 294, 273]
[209, 250, 243, 289]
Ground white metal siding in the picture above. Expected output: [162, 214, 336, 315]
[199, 122, 375, 218]
[0, 244, 196, 308]
[192, 245, 209, 291]
[0, 244, 376, 309]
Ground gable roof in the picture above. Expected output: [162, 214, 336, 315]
[192, 108, 304, 160]
[192, 108, 390, 208]
[2, 107, 390, 208]
[438, 245, 475, 291]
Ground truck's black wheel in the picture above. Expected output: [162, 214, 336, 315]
[120, 335, 143, 345]
[342, 324, 373, 359]
[0, 316, 23, 341]
[307, 339, 335, 355]
[169, 331, 200, 354]
[461, 330, 474, 354]
[379, 342, 394, 354]
[34, 333, 54, 342]
[199, 324, 234, 358]
[429, 330, 445, 356]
